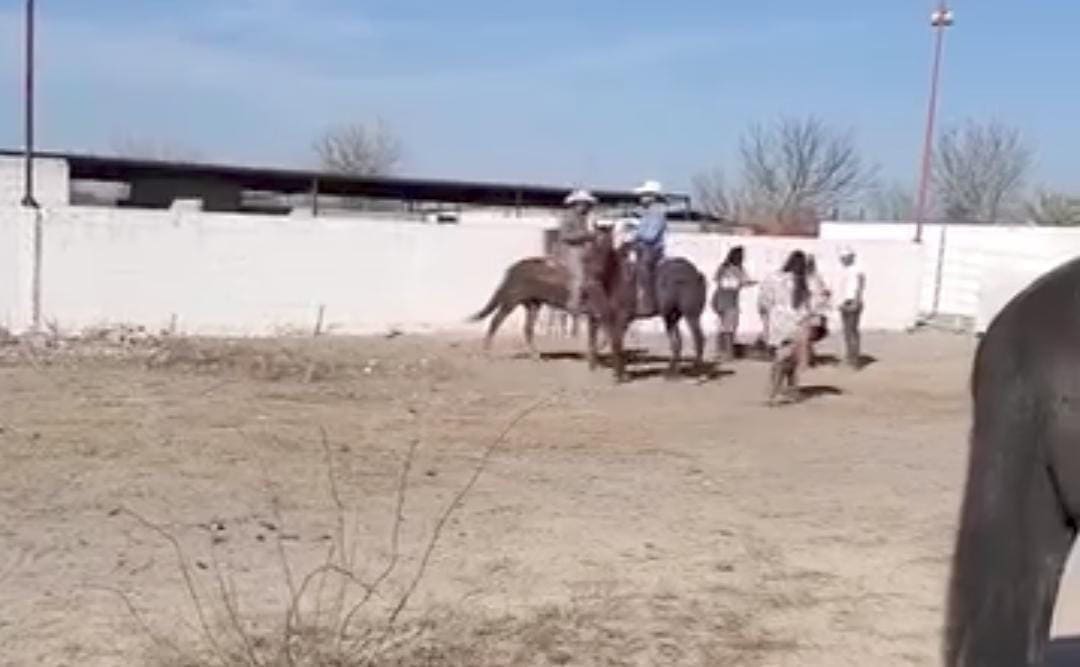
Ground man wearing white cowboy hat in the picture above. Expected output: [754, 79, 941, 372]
[632, 180, 667, 317]
[836, 244, 866, 368]
[559, 188, 598, 317]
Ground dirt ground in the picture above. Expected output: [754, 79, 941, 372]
[0, 327, 1003, 665]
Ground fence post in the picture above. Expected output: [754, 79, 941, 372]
[930, 221, 948, 316]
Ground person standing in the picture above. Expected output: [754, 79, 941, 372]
[712, 246, 756, 361]
[836, 245, 866, 368]
[763, 250, 815, 405]
[559, 189, 597, 318]
[804, 253, 832, 367]
[632, 180, 667, 317]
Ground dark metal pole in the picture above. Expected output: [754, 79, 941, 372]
[913, 2, 951, 243]
[310, 178, 319, 216]
[22, 0, 38, 209]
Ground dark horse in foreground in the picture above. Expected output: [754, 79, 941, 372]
[582, 229, 707, 382]
[946, 257, 1080, 666]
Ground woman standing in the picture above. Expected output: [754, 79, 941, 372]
[711, 246, 755, 361]
[804, 254, 832, 367]
[762, 250, 815, 405]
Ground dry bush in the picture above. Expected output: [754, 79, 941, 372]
[147, 339, 343, 383]
[104, 400, 549, 666]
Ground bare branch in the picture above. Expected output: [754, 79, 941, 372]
[865, 182, 915, 221]
[90, 585, 184, 659]
[934, 119, 1033, 223]
[692, 169, 739, 222]
[339, 438, 418, 643]
[313, 118, 402, 177]
[736, 115, 876, 231]
[1026, 191, 1080, 226]
[116, 507, 230, 666]
[385, 396, 551, 626]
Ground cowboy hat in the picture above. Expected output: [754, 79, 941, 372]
[633, 180, 664, 197]
[564, 189, 598, 206]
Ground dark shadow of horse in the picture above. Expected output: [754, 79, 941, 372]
[588, 353, 730, 383]
[797, 385, 843, 400]
[945, 256, 1080, 666]
[811, 353, 878, 370]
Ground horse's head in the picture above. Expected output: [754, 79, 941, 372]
[582, 230, 638, 322]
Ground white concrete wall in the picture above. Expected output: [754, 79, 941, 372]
[23, 206, 546, 336]
[0, 205, 924, 339]
[0, 208, 34, 331]
[0, 203, 923, 340]
[0, 157, 70, 207]
[821, 221, 1080, 332]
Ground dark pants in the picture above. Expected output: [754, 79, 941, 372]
[840, 301, 863, 367]
[636, 241, 663, 315]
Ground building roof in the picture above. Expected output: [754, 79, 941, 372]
[0, 149, 690, 209]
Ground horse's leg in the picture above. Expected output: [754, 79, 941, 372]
[586, 317, 600, 371]
[484, 304, 514, 351]
[945, 403, 1077, 666]
[610, 320, 627, 383]
[687, 315, 706, 376]
[523, 302, 541, 360]
[664, 315, 682, 379]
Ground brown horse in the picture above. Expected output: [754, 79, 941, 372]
[469, 256, 574, 357]
[945, 256, 1080, 666]
[582, 230, 707, 382]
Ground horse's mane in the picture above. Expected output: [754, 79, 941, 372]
[583, 230, 631, 292]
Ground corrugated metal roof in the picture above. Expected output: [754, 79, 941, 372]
[0, 149, 690, 210]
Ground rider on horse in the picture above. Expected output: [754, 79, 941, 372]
[632, 180, 668, 318]
[559, 189, 598, 318]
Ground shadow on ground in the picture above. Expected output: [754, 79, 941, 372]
[798, 385, 844, 400]
[812, 354, 879, 370]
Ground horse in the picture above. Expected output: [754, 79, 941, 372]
[469, 256, 574, 357]
[945, 256, 1080, 666]
[582, 229, 707, 382]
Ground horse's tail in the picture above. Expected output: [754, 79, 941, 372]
[944, 341, 1073, 666]
[468, 284, 504, 322]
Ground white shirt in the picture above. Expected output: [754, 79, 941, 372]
[837, 261, 865, 303]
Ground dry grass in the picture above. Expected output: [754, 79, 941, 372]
[107, 399, 553, 667]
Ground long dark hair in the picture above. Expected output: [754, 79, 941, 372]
[721, 246, 744, 269]
[781, 250, 809, 310]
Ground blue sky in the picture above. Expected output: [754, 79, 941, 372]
[0, 1, 1077, 194]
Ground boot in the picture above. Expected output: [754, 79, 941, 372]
[719, 333, 735, 362]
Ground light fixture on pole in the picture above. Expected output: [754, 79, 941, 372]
[912, 2, 953, 243]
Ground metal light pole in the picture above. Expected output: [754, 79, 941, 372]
[913, 2, 953, 244]
[23, 0, 44, 333]
[22, 0, 37, 209]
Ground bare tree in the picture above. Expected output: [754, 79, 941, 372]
[313, 118, 402, 177]
[691, 168, 740, 222]
[736, 115, 876, 230]
[110, 134, 203, 162]
[866, 182, 915, 221]
[1026, 191, 1080, 226]
[934, 120, 1032, 223]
